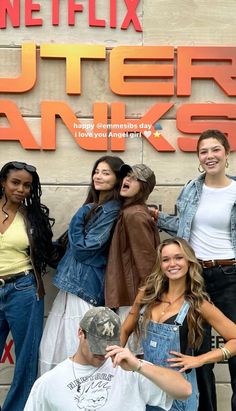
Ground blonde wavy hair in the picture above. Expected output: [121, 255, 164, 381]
[141, 237, 210, 349]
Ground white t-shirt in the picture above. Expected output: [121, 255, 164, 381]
[24, 358, 172, 411]
[190, 181, 236, 259]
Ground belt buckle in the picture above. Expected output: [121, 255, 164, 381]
[0, 278, 5, 288]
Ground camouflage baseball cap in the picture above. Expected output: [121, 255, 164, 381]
[120, 163, 156, 193]
[80, 307, 121, 355]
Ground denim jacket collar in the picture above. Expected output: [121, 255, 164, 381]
[193, 174, 205, 199]
[95, 200, 121, 213]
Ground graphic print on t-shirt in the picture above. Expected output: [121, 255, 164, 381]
[67, 372, 114, 409]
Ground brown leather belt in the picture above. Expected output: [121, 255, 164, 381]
[0, 270, 31, 288]
[198, 259, 236, 269]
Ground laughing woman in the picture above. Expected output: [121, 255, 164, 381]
[105, 163, 160, 350]
[0, 161, 58, 411]
[39, 155, 124, 375]
[153, 129, 236, 411]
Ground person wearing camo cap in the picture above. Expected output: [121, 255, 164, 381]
[24, 307, 191, 411]
[105, 163, 160, 353]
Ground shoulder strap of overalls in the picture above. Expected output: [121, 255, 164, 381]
[175, 301, 190, 325]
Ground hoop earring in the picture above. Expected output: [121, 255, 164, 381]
[198, 164, 204, 173]
[226, 159, 229, 168]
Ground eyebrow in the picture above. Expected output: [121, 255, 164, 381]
[95, 168, 111, 172]
[10, 177, 32, 183]
[199, 145, 221, 150]
[162, 253, 183, 258]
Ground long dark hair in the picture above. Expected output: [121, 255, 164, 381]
[84, 155, 124, 204]
[0, 161, 55, 274]
[83, 156, 124, 222]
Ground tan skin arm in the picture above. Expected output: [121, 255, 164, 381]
[168, 300, 236, 372]
[105, 345, 192, 400]
[120, 288, 145, 347]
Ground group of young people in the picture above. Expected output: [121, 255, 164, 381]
[0, 129, 235, 411]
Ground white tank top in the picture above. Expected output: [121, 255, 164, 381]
[189, 180, 236, 259]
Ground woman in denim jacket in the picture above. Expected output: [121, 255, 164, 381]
[39, 155, 124, 375]
[121, 237, 236, 411]
[154, 130, 236, 411]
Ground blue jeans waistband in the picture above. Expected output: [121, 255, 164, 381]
[0, 270, 32, 287]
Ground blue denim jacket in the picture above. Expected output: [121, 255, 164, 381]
[158, 174, 236, 257]
[53, 200, 121, 306]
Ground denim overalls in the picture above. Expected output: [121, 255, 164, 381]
[142, 301, 199, 411]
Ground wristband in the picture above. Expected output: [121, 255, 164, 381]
[220, 346, 232, 361]
[133, 359, 143, 372]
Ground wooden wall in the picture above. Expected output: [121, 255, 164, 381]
[0, 1, 236, 409]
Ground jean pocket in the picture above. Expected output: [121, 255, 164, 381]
[143, 332, 174, 366]
[14, 273, 36, 290]
[220, 265, 236, 276]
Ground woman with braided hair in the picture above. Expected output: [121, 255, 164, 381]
[0, 161, 60, 411]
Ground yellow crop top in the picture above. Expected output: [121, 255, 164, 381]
[0, 212, 32, 276]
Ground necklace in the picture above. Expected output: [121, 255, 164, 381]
[159, 293, 185, 317]
[0, 199, 9, 224]
[0, 208, 9, 224]
[1, 213, 9, 224]
[71, 355, 104, 393]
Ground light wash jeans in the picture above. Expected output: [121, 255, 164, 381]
[142, 301, 199, 411]
[0, 271, 44, 411]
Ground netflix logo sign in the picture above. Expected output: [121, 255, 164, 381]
[0, 0, 142, 31]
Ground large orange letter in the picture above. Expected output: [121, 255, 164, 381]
[176, 104, 236, 151]
[0, 100, 40, 149]
[110, 46, 174, 95]
[40, 44, 106, 94]
[110, 102, 175, 151]
[0, 43, 36, 92]
[41, 101, 108, 150]
[177, 47, 236, 96]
